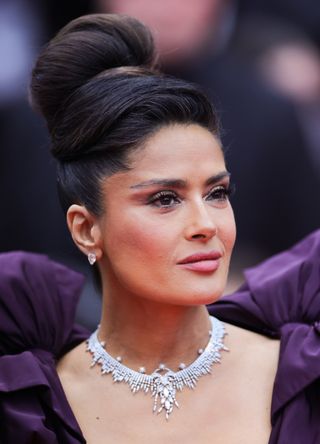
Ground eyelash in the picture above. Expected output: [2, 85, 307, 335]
[147, 184, 235, 208]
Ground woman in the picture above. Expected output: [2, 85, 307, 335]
[0, 14, 319, 443]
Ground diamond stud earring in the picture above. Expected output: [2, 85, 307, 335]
[88, 252, 97, 265]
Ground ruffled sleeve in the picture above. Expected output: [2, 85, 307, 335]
[208, 230, 320, 442]
[0, 251, 85, 356]
[0, 252, 89, 443]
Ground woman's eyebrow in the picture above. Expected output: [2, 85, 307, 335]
[130, 178, 185, 189]
[205, 171, 230, 186]
[130, 171, 230, 189]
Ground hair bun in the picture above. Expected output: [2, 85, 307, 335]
[30, 14, 156, 125]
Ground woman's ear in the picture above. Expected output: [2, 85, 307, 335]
[66, 204, 102, 260]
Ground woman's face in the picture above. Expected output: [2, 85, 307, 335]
[97, 124, 236, 305]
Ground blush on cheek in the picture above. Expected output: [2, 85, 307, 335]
[105, 216, 170, 263]
[221, 208, 236, 252]
[226, 226, 236, 252]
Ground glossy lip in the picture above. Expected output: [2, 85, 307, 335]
[177, 250, 222, 265]
[177, 251, 222, 273]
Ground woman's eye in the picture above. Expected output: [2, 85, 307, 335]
[148, 191, 180, 208]
[205, 185, 234, 202]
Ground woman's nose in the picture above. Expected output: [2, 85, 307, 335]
[184, 201, 217, 242]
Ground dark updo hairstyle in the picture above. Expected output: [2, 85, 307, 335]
[30, 14, 219, 216]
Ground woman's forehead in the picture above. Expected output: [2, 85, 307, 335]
[129, 124, 224, 169]
[103, 124, 226, 191]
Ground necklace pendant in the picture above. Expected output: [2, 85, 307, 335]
[152, 373, 179, 420]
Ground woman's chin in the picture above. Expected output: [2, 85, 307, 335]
[189, 292, 223, 306]
[164, 288, 224, 307]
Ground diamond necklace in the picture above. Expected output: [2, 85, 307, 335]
[86, 315, 228, 420]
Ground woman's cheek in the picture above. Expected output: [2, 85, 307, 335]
[220, 206, 236, 252]
[104, 214, 173, 263]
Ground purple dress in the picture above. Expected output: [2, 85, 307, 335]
[1, 231, 320, 443]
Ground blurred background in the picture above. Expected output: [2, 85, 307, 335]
[1, 0, 319, 329]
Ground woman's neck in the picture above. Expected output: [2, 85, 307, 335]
[98, 291, 212, 374]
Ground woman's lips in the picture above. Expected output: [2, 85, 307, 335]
[177, 251, 222, 273]
[178, 259, 220, 272]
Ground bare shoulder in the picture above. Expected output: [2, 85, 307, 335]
[226, 322, 280, 349]
[222, 322, 280, 382]
[56, 340, 91, 383]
